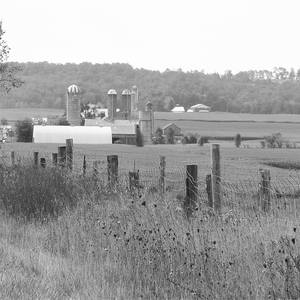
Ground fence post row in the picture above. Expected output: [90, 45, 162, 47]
[40, 158, 46, 168]
[52, 153, 58, 166]
[159, 156, 166, 195]
[107, 155, 118, 185]
[260, 169, 271, 212]
[211, 144, 221, 213]
[33, 151, 39, 167]
[185, 164, 198, 217]
[58, 146, 66, 168]
[66, 138, 73, 171]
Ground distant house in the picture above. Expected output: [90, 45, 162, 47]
[188, 104, 211, 112]
[162, 123, 182, 136]
[171, 105, 185, 113]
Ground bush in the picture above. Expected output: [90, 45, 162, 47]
[56, 118, 70, 126]
[1, 118, 8, 125]
[182, 133, 198, 144]
[234, 133, 242, 148]
[0, 165, 78, 221]
[198, 136, 209, 146]
[15, 118, 33, 142]
[152, 127, 165, 144]
[136, 125, 144, 147]
[264, 133, 284, 148]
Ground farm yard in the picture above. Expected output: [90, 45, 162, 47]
[2, 112, 300, 298]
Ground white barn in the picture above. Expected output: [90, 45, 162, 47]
[33, 126, 112, 144]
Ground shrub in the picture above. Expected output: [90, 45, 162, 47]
[260, 140, 266, 148]
[198, 136, 208, 146]
[264, 133, 284, 148]
[56, 118, 70, 126]
[15, 118, 33, 142]
[234, 133, 242, 148]
[1, 118, 8, 125]
[166, 127, 175, 144]
[181, 136, 189, 144]
[0, 165, 78, 221]
[182, 133, 198, 144]
[152, 127, 165, 144]
[136, 125, 144, 147]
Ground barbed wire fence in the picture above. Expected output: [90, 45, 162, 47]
[1, 139, 300, 217]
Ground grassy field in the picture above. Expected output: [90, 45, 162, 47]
[0, 108, 63, 121]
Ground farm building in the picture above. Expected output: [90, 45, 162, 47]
[162, 123, 182, 136]
[171, 105, 185, 113]
[85, 119, 137, 144]
[33, 125, 112, 144]
[187, 104, 211, 112]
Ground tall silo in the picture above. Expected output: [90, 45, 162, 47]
[67, 84, 81, 126]
[107, 89, 117, 120]
[130, 85, 139, 119]
[121, 89, 131, 119]
[138, 101, 153, 144]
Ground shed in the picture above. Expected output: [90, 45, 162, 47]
[33, 125, 112, 144]
[162, 123, 182, 136]
[171, 106, 185, 113]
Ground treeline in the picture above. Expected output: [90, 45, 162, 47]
[3, 62, 300, 114]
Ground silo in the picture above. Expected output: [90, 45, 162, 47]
[107, 89, 117, 120]
[67, 84, 81, 126]
[121, 89, 131, 119]
[138, 101, 154, 144]
[130, 85, 139, 119]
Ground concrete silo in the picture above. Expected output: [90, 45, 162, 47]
[107, 89, 117, 120]
[67, 84, 81, 126]
[121, 89, 131, 119]
[138, 101, 154, 144]
[130, 85, 139, 119]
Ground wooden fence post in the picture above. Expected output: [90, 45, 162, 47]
[66, 138, 73, 171]
[40, 158, 46, 168]
[11, 151, 15, 166]
[129, 170, 139, 192]
[83, 155, 86, 176]
[260, 169, 271, 212]
[33, 152, 39, 167]
[107, 155, 118, 185]
[159, 156, 166, 195]
[58, 146, 66, 168]
[52, 153, 58, 166]
[211, 144, 221, 213]
[93, 161, 100, 178]
[185, 164, 198, 217]
[206, 174, 213, 208]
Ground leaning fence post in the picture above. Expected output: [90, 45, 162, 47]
[33, 151, 39, 167]
[66, 138, 73, 171]
[159, 156, 166, 195]
[40, 158, 46, 168]
[107, 155, 118, 185]
[129, 170, 140, 192]
[58, 146, 66, 168]
[206, 174, 213, 208]
[83, 155, 86, 176]
[52, 153, 58, 166]
[185, 164, 198, 217]
[11, 151, 15, 166]
[260, 169, 271, 212]
[211, 144, 221, 213]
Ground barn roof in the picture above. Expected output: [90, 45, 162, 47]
[85, 119, 137, 135]
[162, 123, 181, 130]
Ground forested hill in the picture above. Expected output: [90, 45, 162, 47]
[2, 62, 300, 114]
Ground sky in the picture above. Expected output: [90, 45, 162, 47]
[1, 0, 300, 73]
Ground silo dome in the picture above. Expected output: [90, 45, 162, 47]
[107, 89, 117, 95]
[67, 84, 81, 94]
[121, 89, 131, 96]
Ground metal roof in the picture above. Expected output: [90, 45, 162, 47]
[67, 84, 81, 94]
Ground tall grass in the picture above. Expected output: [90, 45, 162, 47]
[0, 163, 300, 298]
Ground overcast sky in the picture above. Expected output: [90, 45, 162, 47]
[1, 0, 300, 73]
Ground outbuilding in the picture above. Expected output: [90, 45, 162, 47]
[33, 125, 112, 144]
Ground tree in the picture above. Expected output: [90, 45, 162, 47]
[166, 127, 175, 144]
[15, 119, 33, 142]
[1, 118, 8, 125]
[234, 133, 242, 148]
[0, 22, 23, 94]
[153, 127, 165, 144]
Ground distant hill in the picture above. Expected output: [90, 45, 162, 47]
[3, 62, 300, 114]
